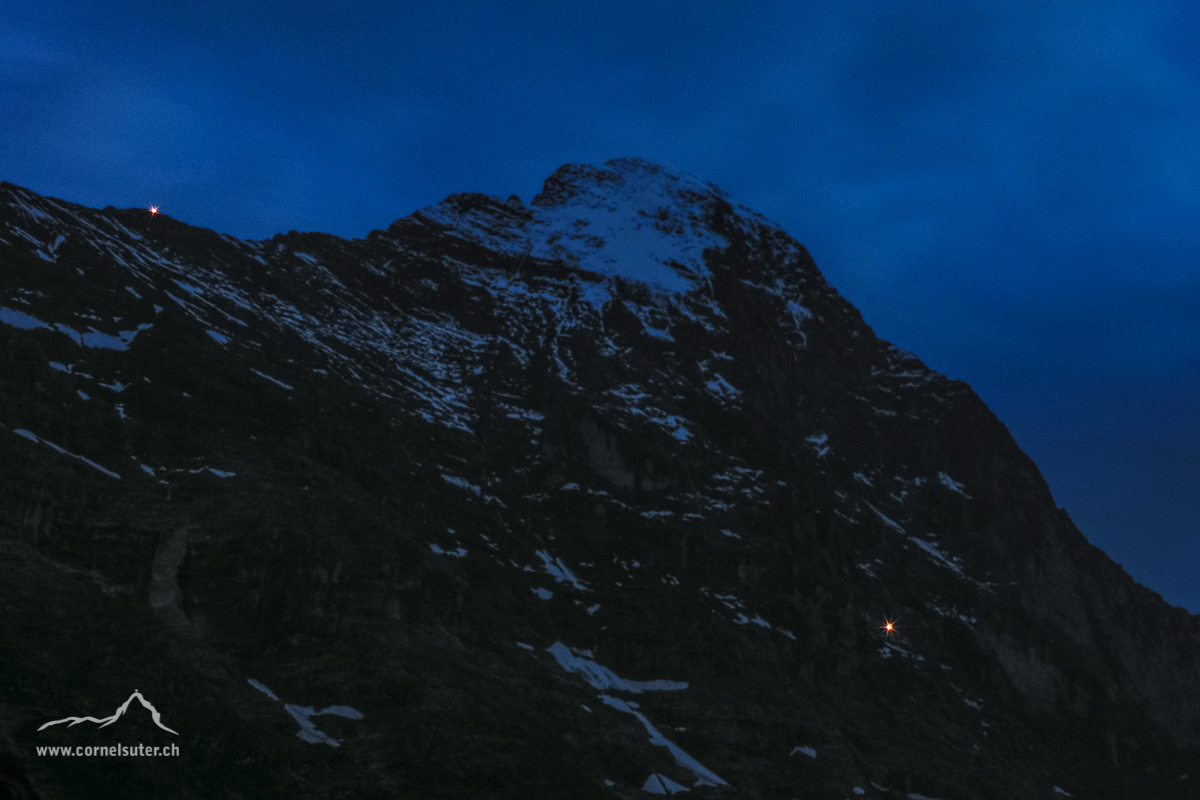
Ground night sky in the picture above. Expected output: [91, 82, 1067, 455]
[4, 2, 1198, 610]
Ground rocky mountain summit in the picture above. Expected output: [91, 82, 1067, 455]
[1, 158, 1198, 799]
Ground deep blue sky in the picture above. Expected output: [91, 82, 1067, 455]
[4, 1, 1198, 610]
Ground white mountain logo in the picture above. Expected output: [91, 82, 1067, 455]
[37, 690, 179, 735]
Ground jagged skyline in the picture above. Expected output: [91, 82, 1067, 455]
[4, 1, 1197, 610]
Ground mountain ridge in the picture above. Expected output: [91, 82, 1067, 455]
[1, 161, 1198, 798]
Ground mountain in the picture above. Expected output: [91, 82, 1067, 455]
[1, 158, 1198, 799]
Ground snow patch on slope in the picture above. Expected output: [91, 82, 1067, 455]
[546, 642, 687, 693]
[599, 694, 726, 787]
[247, 678, 362, 747]
[12, 428, 121, 479]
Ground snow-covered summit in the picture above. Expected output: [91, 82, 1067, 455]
[408, 158, 776, 295]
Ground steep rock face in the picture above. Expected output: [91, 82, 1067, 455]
[0, 159, 1198, 799]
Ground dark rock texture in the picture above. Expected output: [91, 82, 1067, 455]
[1, 159, 1198, 798]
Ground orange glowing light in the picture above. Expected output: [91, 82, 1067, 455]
[149, 205, 159, 216]
[881, 620, 896, 635]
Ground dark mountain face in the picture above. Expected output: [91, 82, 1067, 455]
[1, 158, 1197, 799]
